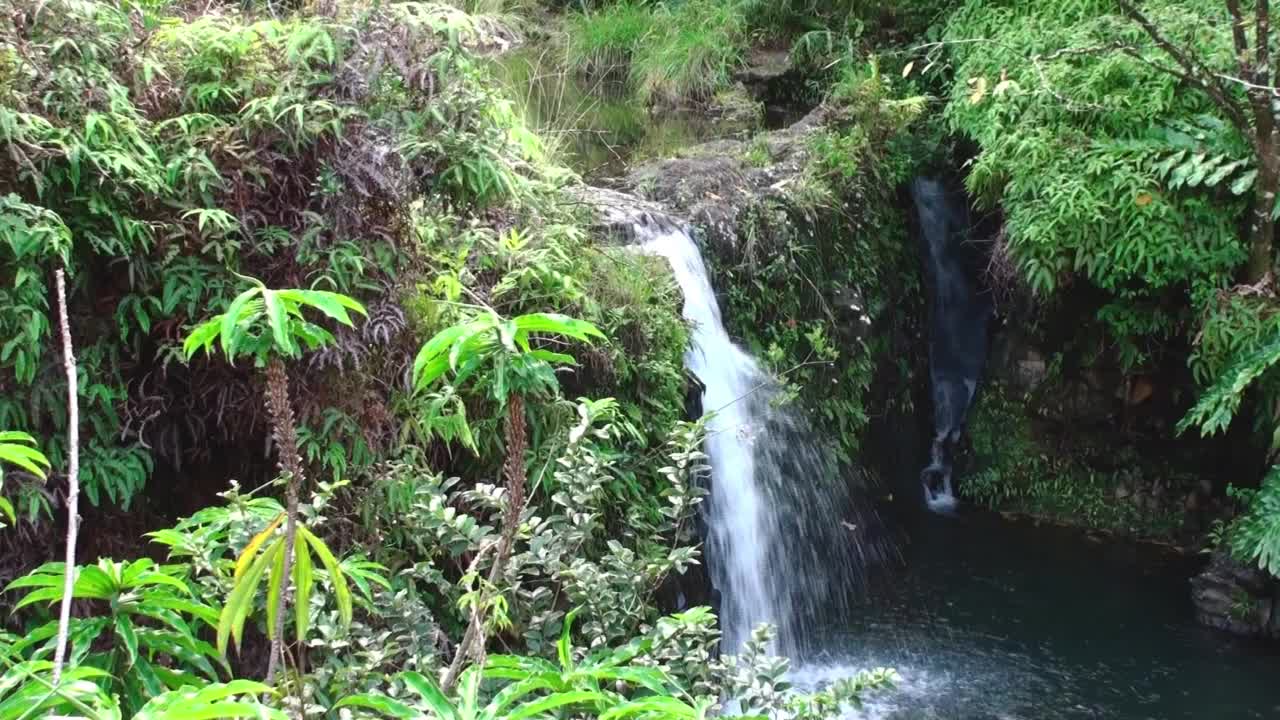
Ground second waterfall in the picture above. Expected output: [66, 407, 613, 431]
[640, 222, 886, 655]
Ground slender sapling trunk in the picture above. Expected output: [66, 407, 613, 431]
[51, 269, 80, 685]
[442, 392, 527, 692]
[264, 356, 305, 686]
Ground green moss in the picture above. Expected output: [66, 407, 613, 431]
[965, 382, 1185, 537]
[707, 81, 925, 466]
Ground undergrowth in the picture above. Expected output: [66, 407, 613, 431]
[965, 383, 1186, 538]
[707, 60, 927, 467]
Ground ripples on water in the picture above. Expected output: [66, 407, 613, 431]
[788, 512, 1280, 720]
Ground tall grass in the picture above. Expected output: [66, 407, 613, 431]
[564, 0, 753, 105]
[564, 1, 657, 78]
[561, 0, 955, 105]
[631, 1, 750, 105]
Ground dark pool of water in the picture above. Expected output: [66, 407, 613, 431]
[798, 511, 1280, 719]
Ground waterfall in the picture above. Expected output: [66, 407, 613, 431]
[911, 177, 991, 512]
[639, 222, 885, 655]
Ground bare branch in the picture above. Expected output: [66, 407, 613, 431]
[50, 268, 80, 686]
[1216, 73, 1280, 92]
[1116, 0, 1251, 135]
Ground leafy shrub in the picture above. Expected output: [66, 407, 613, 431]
[1221, 472, 1280, 576]
[4, 559, 225, 714]
[340, 613, 896, 720]
[935, 0, 1251, 377]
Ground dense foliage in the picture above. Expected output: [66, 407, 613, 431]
[562, 0, 954, 106]
[923, 0, 1280, 572]
[708, 62, 928, 467]
[5, 0, 1280, 713]
[0, 0, 905, 715]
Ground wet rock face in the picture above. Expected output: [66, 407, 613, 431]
[567, 185, 682, 243]
[619, 106, 831, 256]
[1192, 552, 1280, 639]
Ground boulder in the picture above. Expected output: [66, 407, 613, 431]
[619, 105, 832, 256]
[1191, 551, 1280, 639]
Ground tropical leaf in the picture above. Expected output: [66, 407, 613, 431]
[0, 431, 50, 479]
[132, 680, 286, 720]
[183, 277, 363, 364]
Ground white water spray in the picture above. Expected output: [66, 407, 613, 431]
[642, 226, 782, 649]
[638, 222, 890, 654]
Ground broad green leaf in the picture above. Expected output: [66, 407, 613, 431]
[399, 671, 459, 720]
[505, 690, 602, 720]
[234, 513, 284, 580]
[484, 677, 560, 719]
[0, 440, 51, 479]
[116, 613, 139, 668]
[528, 349, 577, 366]
[557, 609, 577, 672]
[217, 538, 280, 655]
[513, 313, 605, 342]
[276, 289, 366, 327]
[219, 287, 261, 358]
[1230, 168, 1258, 195]
[182, 319, 222, 360]
[297, 526, 351, 627]
[293, 539, 313, 643]
[599, 696, 702, 720]
[334, 695, 421, 719]
[265, 534, 287, 638]
[261, 288, 294, 356]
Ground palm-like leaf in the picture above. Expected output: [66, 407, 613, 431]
[412, 311, 605, 394]
[0, 430, 49, 525]
[132, 680, 287, 720]
[215, 516, 363, 657]
[183, 276, 367, 364]
[0, 431, 51, 479]
[1179, 326, 1280, 438]
[0, 662, 117, 720]
[2, 559, 226, 713]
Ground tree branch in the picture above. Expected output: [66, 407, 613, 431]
[1256, 0, 1271, 85]
[50, 268, 80, 686]
[1116, 0, 1252, 136]
[1224, 0, 1252, 77]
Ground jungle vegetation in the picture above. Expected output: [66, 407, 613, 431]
[3, 0, 1280, 716]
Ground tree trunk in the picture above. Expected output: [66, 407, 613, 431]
[500, 393, 526, 539]
[441, 392, 526, 692]
[263, 356, 304, 686]
[1247, 149, 1278, 284]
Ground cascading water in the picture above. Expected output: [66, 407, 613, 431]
[911, 177, 991, 512]
[638, 221, 888, 655]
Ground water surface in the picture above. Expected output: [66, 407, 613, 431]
[799, 513, 1280, 719]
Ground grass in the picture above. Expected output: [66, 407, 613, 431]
[563, 1, 657, 79]
[563, 0, 752, 106]
[631, 1, 749, 105]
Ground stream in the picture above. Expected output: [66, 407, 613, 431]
[503, 53, 1280, 719]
